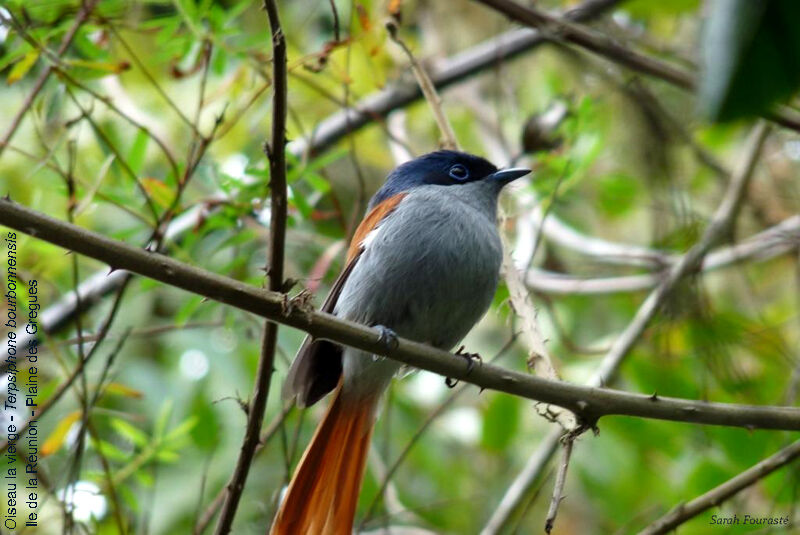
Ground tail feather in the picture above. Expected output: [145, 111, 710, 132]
[271, 388, 376, 535]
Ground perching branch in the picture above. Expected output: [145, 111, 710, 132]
[637, 439, 800, 535]
[472, 0, 800, 132]
[3, 198, 800, 431]
[213, 2, 288, 533]
[386, 20, 460, 150]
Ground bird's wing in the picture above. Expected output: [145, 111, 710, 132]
[284, 192, 408, 407]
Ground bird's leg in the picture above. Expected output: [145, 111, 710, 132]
[445, 346, 483, 388]
[374, 325, 399, 351]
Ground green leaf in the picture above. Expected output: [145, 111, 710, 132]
[7, 49, 40, 85]
[175, 294, 206, 325]
[141, 178, 174, 209]
[154, 400, 174, 439]
[289, 185, 312, 219]
[128, 129, 150, 176]
[112, 419, 149, 448]
[699, 0, 800, 121]
[93, 439, 130, 462]
[165, 416, 197, 442]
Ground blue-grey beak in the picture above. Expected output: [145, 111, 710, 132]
[489, 167, 531, 184]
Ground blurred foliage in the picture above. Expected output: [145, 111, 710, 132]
[0, 1, 799, 534]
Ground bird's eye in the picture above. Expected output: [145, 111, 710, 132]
[449, 164, 469, 181]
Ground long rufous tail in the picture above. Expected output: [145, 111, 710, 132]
[270, 387, 376, 535]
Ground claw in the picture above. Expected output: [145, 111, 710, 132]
[374, 325, 399, 351]
[456, 345, 482, 375]
[445, 346, 483, 388]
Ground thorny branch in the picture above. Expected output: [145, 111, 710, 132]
[213, 1, 288, 533]
[544, 432, 576, 534]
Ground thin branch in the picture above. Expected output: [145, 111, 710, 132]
[55, 67, 180, 179]
[472, 0, 800, 132]
[3, 200, 800, 431]
[213, 1, 287, 533]
[544, 434, 574, 534]
[386, 20, 459, 150]
[637, 439, 800, 535]
[106, 24, 200, 134]
[6, 203, 207, 374]
[1, 282, 129, 455]
[0, 0, 100, 158]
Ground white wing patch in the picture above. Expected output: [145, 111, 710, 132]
[359, 225, 382, 251]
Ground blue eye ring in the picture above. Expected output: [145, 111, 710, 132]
[449, 164, 469, 181]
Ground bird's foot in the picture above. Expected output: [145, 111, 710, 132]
[374, 325, 399, 352]
[445, 346, 483, 388]
[456, 345, 482, 374]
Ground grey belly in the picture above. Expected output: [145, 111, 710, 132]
[334, 196, 502, 350]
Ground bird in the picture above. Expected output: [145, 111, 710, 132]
[271, 150, 530, 535]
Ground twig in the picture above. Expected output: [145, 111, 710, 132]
[472, 0, 800, 132]
[637, 439, 800, 535]
[4, 201, 800, 430]
[386, 20, 459, 150]
[503, 247, 560, 380]
[544, 434, 575, 534]
[328, 0, 341, 42]
[106, 24, 200, 134]
[213, 1, 287, 533]
[502, 245, 573, 431]
[0, 0, 100, 158]
[6, 203, 208, 372]
[48, 64, 180, 178]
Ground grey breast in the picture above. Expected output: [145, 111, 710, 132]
[334, 181, 503, 350]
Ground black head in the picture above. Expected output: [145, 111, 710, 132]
[369, 150, 529, 209]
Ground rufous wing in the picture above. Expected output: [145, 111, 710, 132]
[283, 192, 408, 407]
